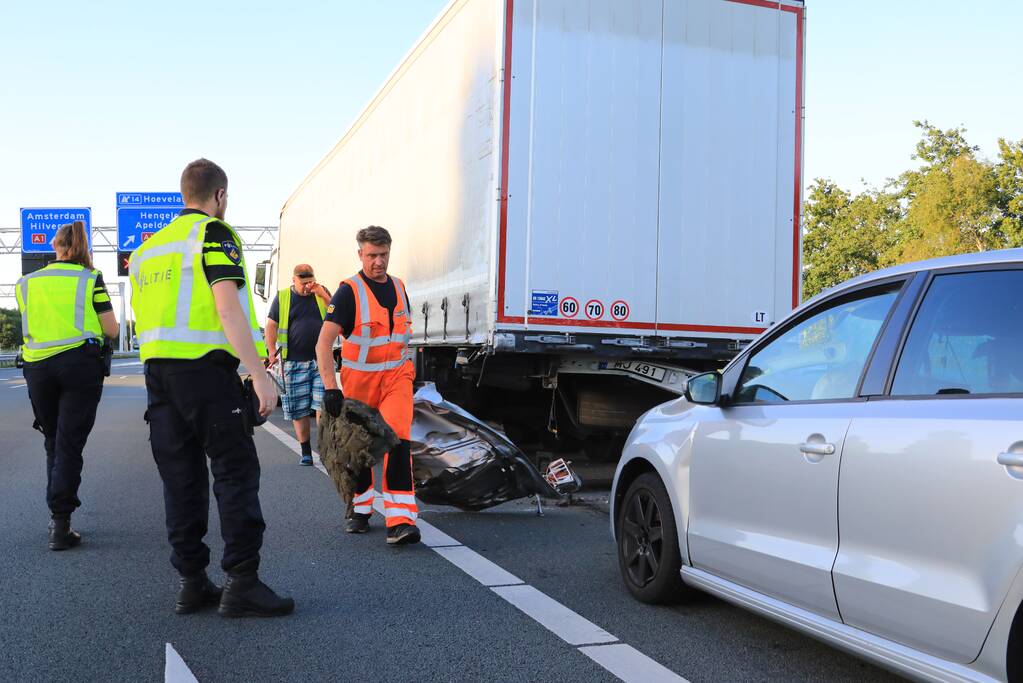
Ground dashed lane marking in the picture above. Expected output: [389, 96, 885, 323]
[580, 643, 688, 682]
[165, 643, 198, 683]
[260, 422, 690, 683]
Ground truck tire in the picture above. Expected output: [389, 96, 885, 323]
[616, 472, 690, 604]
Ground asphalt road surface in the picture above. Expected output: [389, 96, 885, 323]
[0, 360, 899, 682]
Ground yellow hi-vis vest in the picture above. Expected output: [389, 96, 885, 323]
[129, 213, 266, 363]
[276, 286, 326, 361]
[15, 263, 104, 363]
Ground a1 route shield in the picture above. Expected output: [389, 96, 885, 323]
[116, 192, 183, 251]
[20, 207, 92, 253]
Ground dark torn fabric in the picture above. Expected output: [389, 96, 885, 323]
[317, 399, 399, 517]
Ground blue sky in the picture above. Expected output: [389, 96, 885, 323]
[1, 0, 1021, 274]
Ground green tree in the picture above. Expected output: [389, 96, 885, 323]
[995, 137, 1023, 245]
[803, 122, 1023, 300]
[897, 154, 1001, 262]
[801, 179, 899, 299]
[0, 308, 22, 351]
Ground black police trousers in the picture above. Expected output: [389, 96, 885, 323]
[144, 353, 265, 577]
[23, 343, 105, 516]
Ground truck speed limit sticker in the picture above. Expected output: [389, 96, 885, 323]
[560, 297, 579, 318]
[610, 300, 630, 321]
[585, 299, 604, 320]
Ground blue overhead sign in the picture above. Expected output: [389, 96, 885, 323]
[116, 192, 183, 251]
[20, 208, 92, 253]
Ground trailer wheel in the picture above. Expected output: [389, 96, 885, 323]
[616, 472, 689, 604]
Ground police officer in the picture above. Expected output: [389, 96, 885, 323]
[129, 158, 293, 617]
[16, 220, 119, 550]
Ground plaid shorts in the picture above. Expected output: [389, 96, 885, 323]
[281, 359, 324, 420]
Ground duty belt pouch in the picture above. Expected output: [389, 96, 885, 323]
[101, 341, 112, 377]
[241, 376, 266, 434]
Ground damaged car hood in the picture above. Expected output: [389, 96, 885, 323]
[411, 383, 577, 511]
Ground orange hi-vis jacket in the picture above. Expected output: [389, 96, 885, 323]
[339, 274, 413, 382]
[340, 273, 418, 528]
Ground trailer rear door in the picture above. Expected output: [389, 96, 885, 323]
[655, 0, 804, 337]
[502, 0, 663, 333]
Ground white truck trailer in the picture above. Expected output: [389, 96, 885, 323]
[258, 0, 806, 458]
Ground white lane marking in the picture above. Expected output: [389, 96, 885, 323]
[165, 643, 199, 683]
[113, 360, 143, 367]
[579, 644, 690, 683]
[9, 383, 25, 389]
[492, 585, 617, 646]
[119, 375, 128, 379]
[259, 420, 683, 682]
[433, 546, 524, 587]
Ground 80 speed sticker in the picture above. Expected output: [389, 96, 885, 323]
[610, 300, 630, 321]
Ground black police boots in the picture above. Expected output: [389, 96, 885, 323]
[48, 515, 81, 551]
[175, 572, 222, 615]
[218, 559, 295, 618]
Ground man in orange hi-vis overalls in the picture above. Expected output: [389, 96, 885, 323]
[315, 226, 420, 546]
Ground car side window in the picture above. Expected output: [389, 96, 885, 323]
[734, 287, 900, 404]
[891, 269, 1023, 396]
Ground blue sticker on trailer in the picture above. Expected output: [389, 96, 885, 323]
[530, 290, 559, 316]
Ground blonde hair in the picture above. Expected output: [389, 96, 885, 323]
[53, 221, 93, 270]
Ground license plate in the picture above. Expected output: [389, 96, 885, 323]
[612, 361, 666, 383]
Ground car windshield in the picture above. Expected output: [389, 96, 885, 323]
[736, 288, 899, 403]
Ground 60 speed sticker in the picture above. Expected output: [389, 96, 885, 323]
[585, 299, 604, 320]
[560, 297, 579, 318]
[610, 300, 630, 321]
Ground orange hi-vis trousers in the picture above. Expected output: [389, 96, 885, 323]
[343, 361, 417, 527]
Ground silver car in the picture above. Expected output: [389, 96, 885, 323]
[611, 249, 1023, 682]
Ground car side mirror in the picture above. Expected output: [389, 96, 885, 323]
[684, 372, 721, 405]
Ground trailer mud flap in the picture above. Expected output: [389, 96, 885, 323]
[411, 383, 580, 511]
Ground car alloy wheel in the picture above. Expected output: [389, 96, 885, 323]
[616, 471, 689, 604]
[621, 488, 664, 587]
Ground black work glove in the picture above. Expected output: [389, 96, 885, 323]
[323, 389, 345, 418]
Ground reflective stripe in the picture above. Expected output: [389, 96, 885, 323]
[353, 504, 373, 515]
[383, 492, 417, 506]
[350, 276, 372, 365]
[346, 334, 391, 348]
[384, 506, 418, 522]
[343, 357, 411, 373]
[353, 489, 375, 504]
[139, 328, 229, 345]
[18, 279, 28, 343]
[25, 332, 98, 350]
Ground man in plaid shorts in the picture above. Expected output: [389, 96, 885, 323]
[265, 264, 331, 465]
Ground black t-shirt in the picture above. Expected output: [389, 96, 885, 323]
[267, 287, 331, 362]
[325, 272, 410, 338]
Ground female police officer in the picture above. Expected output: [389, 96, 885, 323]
[16, 220, 119, 550]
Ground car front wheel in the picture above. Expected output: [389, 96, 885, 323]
[617, 471, 689, 604]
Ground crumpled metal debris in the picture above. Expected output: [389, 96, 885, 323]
[411, 383, 581, 511]
[318, 398, 399, 517]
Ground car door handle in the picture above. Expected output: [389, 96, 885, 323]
[997, 452, 1023, 467]
[799, 442, 836, 456]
